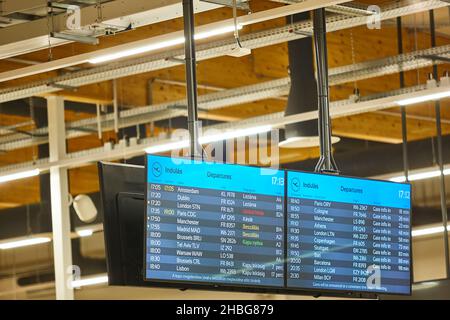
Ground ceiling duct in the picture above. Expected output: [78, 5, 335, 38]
[280, 12, 339, 148]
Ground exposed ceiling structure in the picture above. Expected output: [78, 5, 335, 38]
[0, 0, 450, 299]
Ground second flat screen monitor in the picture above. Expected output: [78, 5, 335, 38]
[145, 155, 285, 288]
[286, 171, 411, 295]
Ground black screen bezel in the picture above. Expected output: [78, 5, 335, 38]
[143, 155, 288, 292]
[143, 155, 412, 298]
[284, 169, 413, 297]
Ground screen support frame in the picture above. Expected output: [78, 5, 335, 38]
[183, 0, 203, 160]
[313, 8, 339, 174]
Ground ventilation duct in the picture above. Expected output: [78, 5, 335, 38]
[279, 12, 339, 148]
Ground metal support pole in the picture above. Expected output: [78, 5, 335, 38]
[430, 9, 450, 279]
[183, 0, 202, 159]
[96, 103, 102, 140]
[313, 8, 338, 173]
[47, 96, 74, 300]
[397, 17, 409, 183]
[113, 79, 119, 134]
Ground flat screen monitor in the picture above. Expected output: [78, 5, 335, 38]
[98, 162, 147, 286]
[144, 155, 285, 289]
[286, 171, 412, 295]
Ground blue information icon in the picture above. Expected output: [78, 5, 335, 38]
[151, 162, 162, 177]
[291, 177, 300, 192]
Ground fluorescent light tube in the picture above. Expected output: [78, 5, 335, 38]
[145, 140, 190, 154]
[0, 169, 40, 184]
[396, 90, 450, 106]
[89, 25, 242, 64]
[72, 275, 108, 288]
[199, 125, 272, 144]
[88, 37, 185, 64]
[412, 225, 449, 237]
[0, 236, 51, 250]
[390, 168, 450, 183]
[76, 229, 94, 238]
[144, 126, 272, 154]
[195, 25, 242, 40]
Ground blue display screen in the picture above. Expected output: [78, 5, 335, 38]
[287, 171, 411, 295]
[144, 155, 411, 296]
[145, 155, 285, 287]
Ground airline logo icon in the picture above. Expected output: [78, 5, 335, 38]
[151, 162, 162, 177]
[291, 177, 300, 192]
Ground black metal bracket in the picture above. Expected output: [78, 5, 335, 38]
[199, 0, 250, 11]
[313, 8, 339, 174]
[183, 0, 203, 160]
[47, 82, 78, 92]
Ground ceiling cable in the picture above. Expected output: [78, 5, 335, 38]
[414, 13, 420, 85]
[96, 0, 103, 24]
[26, 204, 32, 236]
[96, 103, 103, 140]
[46, 5, 54, 62]
[113, 79, 119, 134]
[350, 29, 358, 92]
[233, 0, 243, 48]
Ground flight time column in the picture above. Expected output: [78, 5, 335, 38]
[287, 194, 302, 282]
[146, 182, 165, 277]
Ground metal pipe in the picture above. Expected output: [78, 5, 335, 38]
[313, 8, 338, 173]
[96, 103, 102, 140]
[430, 9, 450, 279]
[113, 80, 119, 134]
[183, 0, 202, 159]
[397, 15, 413, 283]
[397, 17, 409, 182]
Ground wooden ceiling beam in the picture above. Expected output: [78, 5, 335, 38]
[1, 2, 450, 208]
[332, 111, 450, 144]
[2, 105, 450, 208]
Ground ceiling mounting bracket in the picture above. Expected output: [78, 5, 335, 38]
[47, 1, 100, 45]
[166, 57, 187, 64]
[313, 8, 339, 174]
[47, 82, 78, 92]
[183, 0, 203, 160]
[200, 0, 250, 11]
[292, 29, 313, 37]
[50, 32, 99, 45]
[47, 2, 75, 10]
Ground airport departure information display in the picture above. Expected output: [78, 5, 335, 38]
[145, 155, 285, 287]
[286, 171, 411, 295]
[144, 155, 412, 296]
